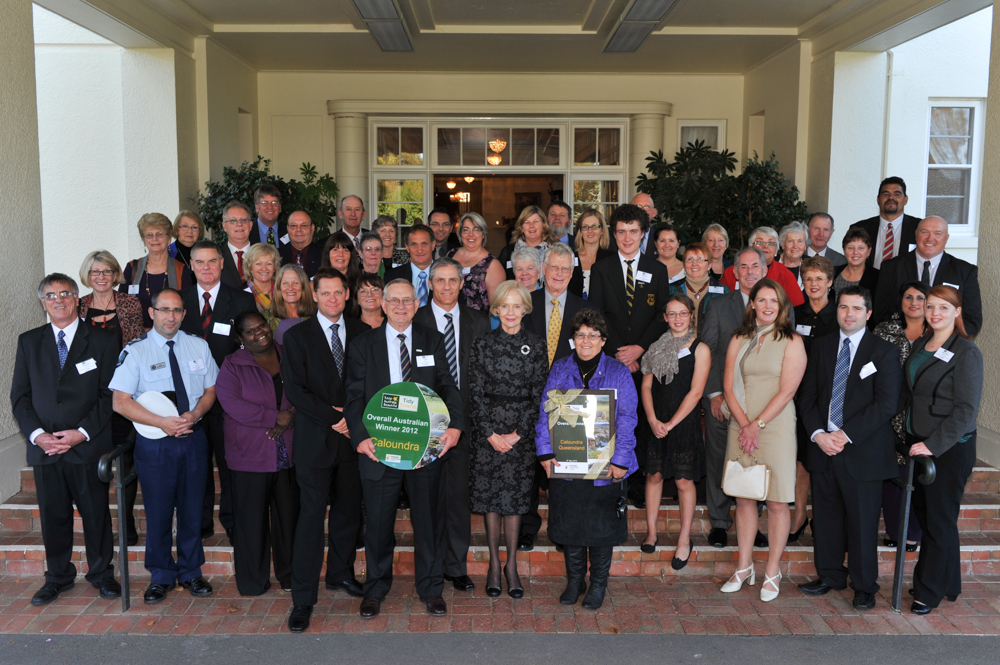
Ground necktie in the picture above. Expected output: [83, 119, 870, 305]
[354, 236, 362, 254]
[236, 250, 245, 283]
[443, 313, 459, 385]
[547, 298, 561, 367]
[882, 223, 895, 265]
[625, 259, 635, 312]
[921, 260, 931, 287]
[166, 340, 191, 415]
[830, 338, 851, 429]
[294, 248, 305, 268]
[57, 330, 68, 369]
[267, 227, 275, 246]
[329, 322, 344, 376]
[201, 292, 212, 335]
[417, 271, 428, 307]
[398, 333, 412, 382]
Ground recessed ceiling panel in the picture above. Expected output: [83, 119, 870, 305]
[427, 0, 592, 26]
[187, 0, 359, 24]
[667, 0, 841, 28]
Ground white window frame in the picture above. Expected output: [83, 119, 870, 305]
[371, 172, 430, 237]
[570, 124, 627, 168]
[370, 124, 428, 169]
[570, 173, 627, 221]
[677, 119, 727, 151]
[923, 99, 985, 235]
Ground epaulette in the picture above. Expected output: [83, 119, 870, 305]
[117, 333, 148, 367]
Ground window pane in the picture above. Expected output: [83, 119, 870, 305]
[929, 107, 973, 165]
[574, 128, 598, 166]
[377, 127, 400, 165]
[573, 180, 620, 204]
[598, 128, 620, 166]
[537, 128, 560, 165]
[511, 128, 535, 165]
[437, 128, 461, 165]
[929, 137, 971, 165]
[930, 107, 972, 136]
[377, 203, 424, 227]
[377, 179, 423, 203]
[400, 127, 424, 165]
[487, 128, 511, 166]
[926, 168, 970, 224]
[462, 127, 486, 166]
[681, 126, 719, 150]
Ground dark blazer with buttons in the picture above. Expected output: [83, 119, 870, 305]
[900, 332, 983, 457]
[872, 251, 982, 336]
[179, 283, 257, 368]
[699, 290, 747, 397]
[11, 323, 118, 466]
[249, 222, 288, 248]
[568, 247, 614, 298]
[344, 322, 465, 482]
[221, 246, 247, 290]
[849, 214, 921, 268]
[281, 314, 368, 468]
[587, 253, 670, 361]
[279, 240, 323, 278]
[522, 289, 585, 365]
[384, 262, 431, 287]
[413, 303, 490, 418]
[798, 330, 902, 481]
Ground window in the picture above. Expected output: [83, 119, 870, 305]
[572, 177, 622, 221]
[376, 178, 425, 231]
[376, 127, 424, 165]
[573, 128, 621, 166]
[925, 102, 984, 229]
[677, 120, 727, 151]
[436, 126, 560, 167]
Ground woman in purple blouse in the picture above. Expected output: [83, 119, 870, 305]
[536, 308, 638, 611]
[215, 311, 299, 596]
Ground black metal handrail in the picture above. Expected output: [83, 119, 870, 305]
[890, 455, 936, 613]
[98, 436, 138, 613]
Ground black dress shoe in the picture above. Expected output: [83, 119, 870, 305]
[288, 605, 313, 632]
[94, 577, 122, 600]
[787, 518, 809, 543]
[143, 583, 174, 604]
[853, 591, 876, 610]
[911, 601, 932, 615]
[422, 595, 447, 615]
[443, 574, 475, 591]
[201, 527, 214, 539]
[225, 527, 235, 548]
[707, 527, 728, 548]
[883, 537, 898, 548]
[180, 576, 213, 597]
[671, 540, 693, 571]
[906, 542, 918, 552]
[517, 533, 535, 552]
[754, 531, 769, 548]
[31, 581, 74, 606]
[326, 578, 364, 597]
[640, 537, 659, 554]
[798, 579, 842, 596]
[127, 532, 139, 547]
[360, 597, 381, 618]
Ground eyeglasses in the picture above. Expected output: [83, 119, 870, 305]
[684, 257, 709, 265]
[753, 240, 778, 248]
[385, 298, 416, 306]
[573, 333, 603, 342]
[666, 311, 691, 319]
[178, 224, 200, 232]
[225, 218, 252, 225]
[461, 227, 482, 235]
[358, 288, 382, 297]
[257, 201, 280, 207]
[635, 204, 653, 211]
[580, 224, 601, 232]
[152, 307, 184, 315]
[144, 232, 168, 241]
[545, 265, 573, 275]
[41, 291, 75, 301]
[89, 269, 115, 277]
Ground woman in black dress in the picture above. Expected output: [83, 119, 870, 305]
[639, 293, 709, 569]
[468, 281, 548, 598]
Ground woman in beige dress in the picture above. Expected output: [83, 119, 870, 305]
[720, 278, 807, 602]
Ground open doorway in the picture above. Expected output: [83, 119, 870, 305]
[432, 173, 564, 254]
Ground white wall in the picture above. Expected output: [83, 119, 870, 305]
[204, 38, 258, 183]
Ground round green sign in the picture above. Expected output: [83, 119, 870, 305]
[363, 382, 451, 470]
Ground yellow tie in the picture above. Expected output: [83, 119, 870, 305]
[547, 298, 561, 367]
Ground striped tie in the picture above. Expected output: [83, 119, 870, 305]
[201, 293, 212, 336]
[417, 271, 428, 307]
[444, 313, 458, 385]
[830, 338, 851, 429]
[398, 333, 412, 382]
[625, 259, 635, 312]
[882, 223, 894, 265]
[547, 299, 561, 367]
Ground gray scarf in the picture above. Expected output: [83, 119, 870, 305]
[641, 330, 695, 384]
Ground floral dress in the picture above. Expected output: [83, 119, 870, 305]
[449, 249, 496, 312]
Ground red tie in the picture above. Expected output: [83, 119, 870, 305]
[236, 250, 245, 283]
[201, 292, 212, 335]
[882, 224, 894, 265]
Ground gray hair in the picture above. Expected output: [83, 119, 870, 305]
[458, 212, 489, 250]
[373, 214, 397, 231]
[748, 226, 779, 247]
[808, 212, 835, 231]
[429, 257, 463, 282]
[384, 278, 417, 299]
[511, 245, 542, 273]
[778, 222, 807, 248]
[543, 242, 575, 265]
[38, 273, 79, 300]
[338, 194, 365, 212]
[735, 246, 767, 266]
[702, 223, 730, 246]
[360, 232, 383, 250]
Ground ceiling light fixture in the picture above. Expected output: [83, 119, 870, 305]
[353, 0, 413, 52]
[488, 138, 507, 154]
[446, 181, 456, 189]
[464, 177, 475, 184]
[604, 0, 677, 53]
[487, 154, 502, 166]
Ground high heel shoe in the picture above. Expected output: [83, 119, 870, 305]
[721, 565, 755, 593]
[787, 518, 809, 543]
[671, 539, 693, 571]
[760, 570, 782, 602]
[640, 537, 659, 554]
[504, 566, 523, 599]
[485, 566, 501, 598]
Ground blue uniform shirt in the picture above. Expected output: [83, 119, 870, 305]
[109, 329, 219, 411]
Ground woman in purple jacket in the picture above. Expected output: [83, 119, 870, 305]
[216, 311, 299, 596]
[536, 308, 638, 611]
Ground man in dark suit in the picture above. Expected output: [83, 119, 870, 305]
[797, 286, 902, 610]
[698, 247, 766, 548]
[282, 267, 368, 633]
[428, 208, 460, 260]
[248, 183, 289, 249]
[384, 225, 435, 307]
[10, 273, 121, 606]
[806, 212, 847, 267]
[181, 240, 257, 542]
[279, 210, 322, 278]
[547, 201, 575, 246]
[413, 258, 490, 592]
[344, 279, 465, 620]
[872, 216, 982, 335]
[518, 242, 584, 550]
[849, 176, 920, 269]
[220, 201, 253, 289]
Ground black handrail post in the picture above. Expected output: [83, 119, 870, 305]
[98, 438, 137, 613]
[890, 455, 937, 613]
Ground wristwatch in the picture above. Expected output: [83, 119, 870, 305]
[756, 418, 766, 430]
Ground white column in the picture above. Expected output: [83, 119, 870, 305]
[629, 114, 665, 198]
[334, 112, 369, 217]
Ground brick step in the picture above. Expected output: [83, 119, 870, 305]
[2, 528, 999, 580]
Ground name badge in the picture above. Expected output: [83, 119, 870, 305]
[795, 324, 812, 336]
[462, 266, 471, 275]
[127, 285, 140, 295]
[709, 285, 725, 294]
[677, 347, 691, 359]
[416, 355, 435, 367]
[636, 270, 652, 284]
[150, 362, 166, 371]
[859, 361, 877, 379]
[280, 233, 290, 244]
[75, 358, 97, 374]
[908, 244, 917, 252]
[569, 338, 576, 350]
[574, 257, 580, 267]
[506, 261, 512, 269]
[934, 348, 954, 363]
[392, 263, 401, 269]
[213, 322, 231, 336]
[943, 282, 960, 290]
[188, 358, 205, 372]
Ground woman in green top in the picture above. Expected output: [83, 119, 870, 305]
[901, 285, 983, 616]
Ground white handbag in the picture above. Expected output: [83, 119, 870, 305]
[722, 453, 770, 501]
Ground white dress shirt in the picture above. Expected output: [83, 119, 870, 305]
[872, 217, 904, 269]
[807, 246, 829, 258]
[196, 282, 221, 311]
[916, 252, 944, 285]
[431, 300, 461, 387]
[386, 324, 413, 384]
[227, 242, 250, 277]
[617, 251, 642, 284]
[811, 327, 866, 442]
[316, 311, 347, 352]
[30, 318, 89, 445]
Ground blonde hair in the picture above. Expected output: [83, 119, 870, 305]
[272, 264, 317, 319]
[137, 213, 172, 240]
[511, 206, 554, 245]
[79, 250, 124, 288]
[242, 243, 281, 282]
[489, 280, 533, 317]
[172, 210, 206, 241]
[574, 208, 610, 251]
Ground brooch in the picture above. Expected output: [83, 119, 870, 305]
[521, 345, 531, 355]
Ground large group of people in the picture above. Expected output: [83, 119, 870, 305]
[8, 175, 985, 631]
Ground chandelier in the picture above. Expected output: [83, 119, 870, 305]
[464, 176, 475, 183]
[487, 153, 502, 166]
[488, 138, 507, 153]
[446, 180, 456, 189]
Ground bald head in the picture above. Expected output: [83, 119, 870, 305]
[630, 193, 657, 224]
[915, 216, 949, 260]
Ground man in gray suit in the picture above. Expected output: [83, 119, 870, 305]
[699, 247, 767, 547]
[806, 213, 847, 268]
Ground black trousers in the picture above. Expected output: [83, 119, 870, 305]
[912, 433, 976, 608]
[810, 454, 884, 594]
[520, 461, 548, 538]
[362, 460, 443, 600]
[291, 459, 362, 607]
[202, 404, 234, 533]
[436, 437, 471, 577]
[34, 459, 115, 586]
[230, 468, 299, 596]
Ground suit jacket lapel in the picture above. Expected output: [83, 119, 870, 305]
[308, 316, 336, 369]
[934, 253, 952, 286]
[374, 324, 392, 386]
[606, 257, 628, 313]
[59, 323, 89, 381]
[845, 331, 874, 396]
